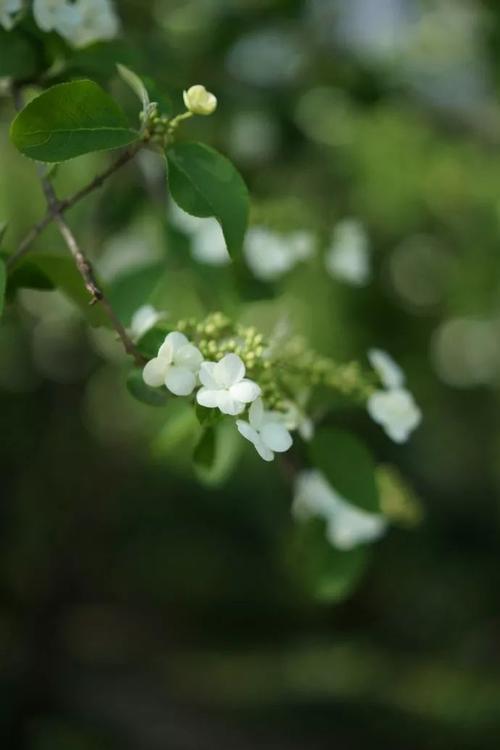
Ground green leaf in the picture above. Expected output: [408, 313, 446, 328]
[376, 464, 423, 527]
[107, 263, 165, 326]
[0, 30, 38, 79]
[126, 369, 169, 406]
[10, 80, 139, 162]
[0, 258, 6, 317]
[166, 142, 249, 258]
[117, 63, 150, 114]
[194, 419, 243, 487]
[193, 426, 216, 470]
[309, 427, 380, 513]
[289, 518, 369, 603]
[135, 326, 169, 359]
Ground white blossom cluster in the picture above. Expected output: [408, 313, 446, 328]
[293, 470, 387, 550]
[142, 331, 294, 462]
[367, 348, 421, 443]
[0, 0, 119, 46]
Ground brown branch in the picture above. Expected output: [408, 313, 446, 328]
[10, 86, 146, 365]
[6, 144, 141, 270]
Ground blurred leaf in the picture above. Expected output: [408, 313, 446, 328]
[376, 464, 424, 527]
[310, 427, 380, 513]
[194, 418, 243, 487]
[126, 369, 169, 406]
[193, 426, 216, 469]
[0, 258, 6, 317]
[152, 400, 199, 457]
[117, 63, 149, 114]
[166, 142, 249, 258]
[10, 80, 138, 162]
[7, 261, 55, 293]
[0, 29, 38, 78]
[289, 518, 369, 603]
[0, 222, 7, 246]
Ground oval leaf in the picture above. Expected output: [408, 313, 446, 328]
[309, 427, 380, 513]
[166, 142, 249, 258]
[126, 369, 169, 407]
[10, 80, 138, 162]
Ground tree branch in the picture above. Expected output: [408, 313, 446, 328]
[6, 144, 141, 270]
[11, 86, 146, 365]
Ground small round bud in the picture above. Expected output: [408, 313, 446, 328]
[183, 85, 217, 116]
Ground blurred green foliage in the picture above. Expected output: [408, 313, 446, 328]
[2, 1, 500, 748]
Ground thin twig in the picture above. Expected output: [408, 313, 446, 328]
[11, 85, 146, 365]
[6, 144, 141, 270]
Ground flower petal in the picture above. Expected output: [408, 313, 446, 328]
[196, 387, 220, 408]
[174, 343, 203, 371]
[367, 388, 421, 443]
[217, 390, 244, 415]
[164, 331, 189, 354]
[325, 503, 387, 550]
[254, 438, 274, 462]
[199, 361, 219, 389]
[229, 378, 261, 404]
[368, 348, 405, 389]
[236, 420, 259, 445]
[142, 357, 167, 388]
[260, 422, 293, 453]
[215, 353, 245, 387]
[165, 366, 196, 396]
[248, 397, 264, 429]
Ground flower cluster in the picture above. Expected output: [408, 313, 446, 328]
[138, 313, 421, 461]
[31, 0, 119, 47]
[0, 0, 21, 30]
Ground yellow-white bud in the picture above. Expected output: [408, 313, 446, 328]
[182, 85, 217, 116]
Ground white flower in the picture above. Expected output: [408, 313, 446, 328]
[0, 0, 22, 30]
[368, 348, 405, 389]
[236, 398, 293, 462]
[69, 0, 118, 47]
[196, 353, 260, 416]
[33, 0, 80, 35]
[244, 226, 295, 281]
[293, 470, 387, 551]
[183, 85, 217, 116]
[142, 331, 202, 396]
[367, 388, 421, 444]
[367, 348, 421, 443]
[325, 218, 371, 286]
[129, 305, 165, 341]
[33, 0, 118, 47]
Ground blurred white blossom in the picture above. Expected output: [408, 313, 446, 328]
[244, 226, 314, 281]
[197, 353, 260, 416]
[129, 305, 165, 341]
[33, 0, 118, 47]
[236, 398, 293, 462]
[0, 0, 22, 29]
[293, 470, 387, 550]
[143, 331, 202, 396]
[367, 349, 421, 443]
[367, 388, 421, 443]
[368, 348, 405, 389]
[325, 218, 371, 286]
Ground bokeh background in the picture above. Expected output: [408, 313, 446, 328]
[2, 0, 500, 747]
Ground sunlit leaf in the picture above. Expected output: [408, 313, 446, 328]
[10, 80, 138, 162]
